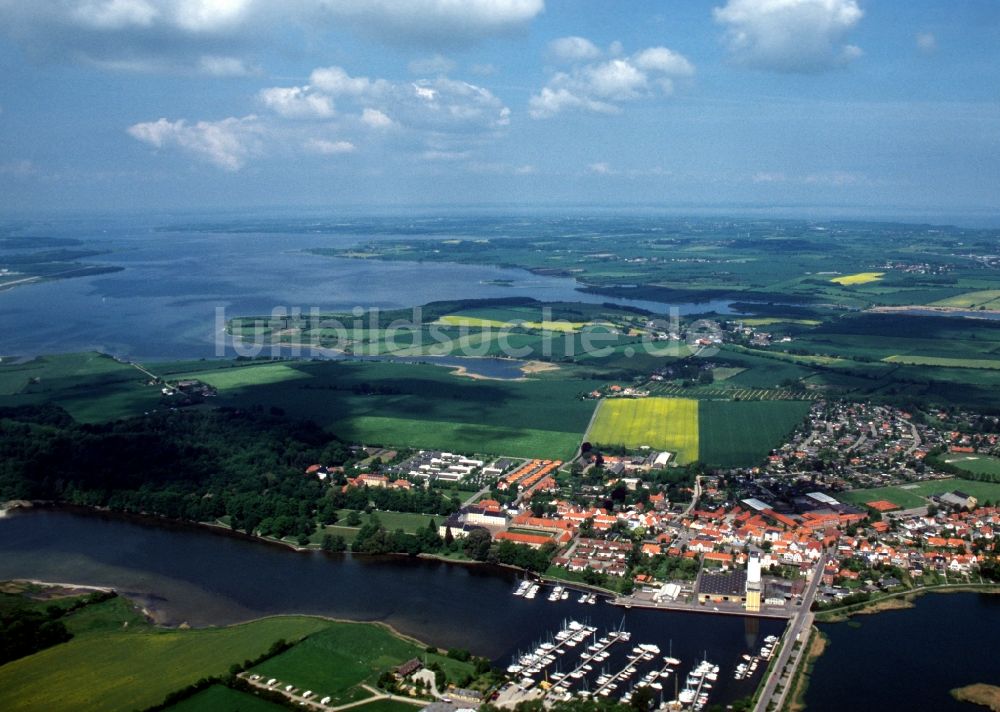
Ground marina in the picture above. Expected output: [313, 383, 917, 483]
[498, 613, 765, 711]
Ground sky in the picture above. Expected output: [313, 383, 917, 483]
[1, 0, 999, 219]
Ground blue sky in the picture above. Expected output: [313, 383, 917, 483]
[1, 0, 998, 219]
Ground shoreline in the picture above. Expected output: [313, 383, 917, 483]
[867, 304, 1000, 317]
[814, 582, 1000, 623]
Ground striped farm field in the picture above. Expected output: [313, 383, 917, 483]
[586, 397, 809, 467]
[587, 397, 699, 464]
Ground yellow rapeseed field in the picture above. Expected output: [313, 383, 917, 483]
[586, 397, 699, 464]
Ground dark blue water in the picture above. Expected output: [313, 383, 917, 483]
[808, 592, 1000, 711]
[0, 509, 779, 706]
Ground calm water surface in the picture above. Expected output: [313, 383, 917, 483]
[0, 509, 779, 705]
[807, 592, 1000, 712]
[0, 219, 736, 360]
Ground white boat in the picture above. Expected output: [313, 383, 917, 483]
[664, 656, 682, 666]
[513, 580, 530, 596]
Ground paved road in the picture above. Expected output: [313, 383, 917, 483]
[753, 553, 826, 712]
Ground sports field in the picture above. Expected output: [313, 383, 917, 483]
[940, 454, 1000, 480]
[587, 397, 699, 463]
[837, 478, 1000, 509]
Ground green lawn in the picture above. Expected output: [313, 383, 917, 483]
[837, 478, 1000, 509]
[168, 685, 287, 712]
[0, 599, 331, 712]
[941, 454, 1000, 479]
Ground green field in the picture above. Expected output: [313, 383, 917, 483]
[586, 397, 808, 467]
[837, 478, 1000, 509]
[698, 400, 811, 468]
[931, 290, 1000, 309]
[0, 356, 601, 460]
[941, 454, 1000, 479]
[0, 352, 158, 421]
[250, 622, 472, 707]
[168, 685, 287, 712]
[883, 355, 1000, 370]
[0, 597, 331, 712]
[587, 397, 699, 464]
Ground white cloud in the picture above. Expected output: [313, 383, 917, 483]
[361, 108, 394, 128]
[127, 115, 262, 170]
[915, 32, 936, 54]
[129, 66, 509, 170]
[258, 86, 334, 119]
[309, 66, 382, 97]
[587, 162, 615, 175]
[529, 40, 695, 118]
[408, 54, 455, 75]
[173, 0, 252, 33]
[0, 0, 543, 74]
[70, 0, 158, 29]
[713, 0, 864, 73]
[305, 138, 356, 155]
[198, 55, 256, 76]
[632, 47, 695, 76]
[312, 0, 544, 46]
[548, 36, 602, 62]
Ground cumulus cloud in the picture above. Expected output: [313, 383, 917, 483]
[258, 86, 334, 119]
[129, 65, 509, 170]
[713, 0, 864, 73]
[548, 36, 602, 62]
[529, 40, 694, 118]
[127, 115, 262, 170]
[361, 108, 394, 128]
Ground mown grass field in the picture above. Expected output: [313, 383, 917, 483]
[837, 478, 1000, 509]
[168, 685, 286, 712]
[587, 397, 699, 464]
[0, 597, 331, 712]
[941, 454, 1000, 479]
[250, 622, 472, 707]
